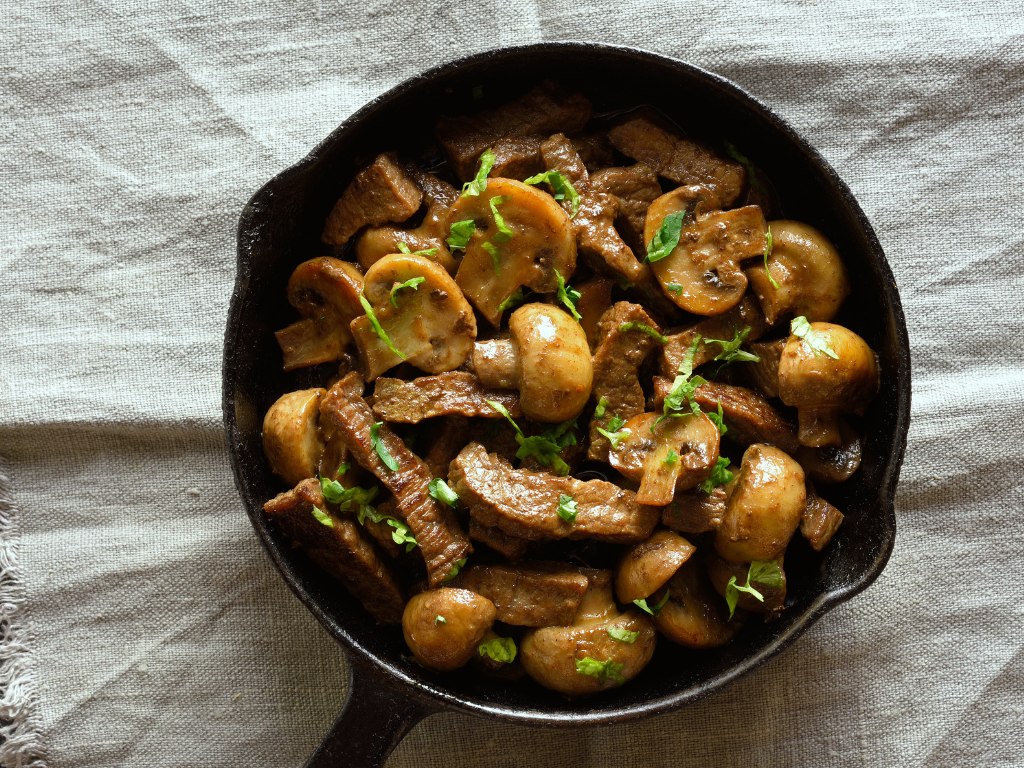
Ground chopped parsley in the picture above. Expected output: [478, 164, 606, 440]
[555, 270, 582, 322]
[654, 335, 706, 431]
[481, 241, 501, 273]
[319, 475, 378, 518]
[666, 283, 684, 297]
[705, 400, 727, 436]
[723, 141, 767, 195]
[596, 414, 631, 449]
[791, 316, 839, 360]
[310, 505, 333, 528]
[575, 657, 625, 684]
[557, 494, 578, 524]
[428, 478, 459, 508]
[662, 449, 679, 465]
[478, 637, 517, 663]
[443, 557, 467, 582]
[388, 276, 425, 308]
[446, 219, 476, 251]
[488, 195, 515, 243]
[594, 397, 609, 419]
[619, 322, 667, 344]
[396, 241, 439, 257]
[607, 626, 638, 643]
[485, 400, 576, 476]
[383, 517, 417, 551]
[699, 457, 734, 494]
[705, 325, 760, 368]
[725, 559, 784, 619]
[358, 294, 406, 360]
[762, 226, 781, 289]
[633, 589, 670, 617]
[497, 287, 533, 312]
[462, 148, 496, 197]
[369, 421, 399, 471]
[435, 614, 446, 626]
[336, 462, 351, 477]
[523, 169, 580, 217]
[646, 211, 686, 263]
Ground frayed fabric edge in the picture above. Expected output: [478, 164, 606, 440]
[0, 458, 48, 768]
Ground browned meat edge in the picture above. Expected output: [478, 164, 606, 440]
[455, 563, 589, 627]
[372, 371, 521, 423]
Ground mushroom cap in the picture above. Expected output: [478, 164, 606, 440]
[262, 388, 326, 487]
[777, 322, 878, 410]
[655, 553, 745, 648]
[714, 443, 806, 563]
[644, 186, 767, 316]
[608, 412, 722, 504]
[615, 530, 696, 604]
[402, 588, 497, 672]
[351, 253, 477, 381]
[451, 178, 577, 327]
[508, 303, 593, 423]
[356, 227, 458, 275]
[706, 549, 787, 615]
[746, 220, 851, 325]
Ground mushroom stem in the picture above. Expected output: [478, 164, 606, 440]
[472, 338, 518, 389]
[797, 407, 843, 447]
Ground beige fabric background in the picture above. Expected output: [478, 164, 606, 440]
[2, 0, 1023, 765]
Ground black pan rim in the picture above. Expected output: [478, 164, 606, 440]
[223, 40, 910, 726]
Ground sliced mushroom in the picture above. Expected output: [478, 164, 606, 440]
[402, 588, 497, 671]
[350, 253, 477, 381]
[778, 322, 878, 447]
[520, 575, 656, 696]
[470, 303, 592, 423]
[714, 444, 806, 563]
[450, 178, 576, 326]
[706, 550, 787, 617]
[644, 186, 768, 316]
[655, 553, 744, 648]
[262, 388, 327, 487]
[746, 220, 851, 325]
[796, 420, 863, 483]
[274, 257, 364, 371]
[608, 412, 722, 505]
[615, 530, 696, 605]
[322, 152, 423, 247]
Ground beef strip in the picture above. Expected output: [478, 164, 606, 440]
[322, 152, 423, 247]
[454, 562, 589, 627]
[435, 81, 592, 180]
[490, 135, 546, 180]
[744, 338, 786, 399]
[451, 442, 660, 544]
[320, 372, 472, 586]
[571, 133, 616, 172]
[607, 108, 745, 208]
[660, 294, 768, 377]
[590, 162, 662, 254]
[661, 485, 728, 533]
[468, 518, 530, 561]
[372, 372, 521, 423]
[801, 482, 844, 551]
[362, 496, 406, 560]
[263, 479, 405, 624]
[588, 302, 661, 462]
[693, 380, 800, 454]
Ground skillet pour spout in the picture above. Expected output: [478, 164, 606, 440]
[223, 42, 910, 767]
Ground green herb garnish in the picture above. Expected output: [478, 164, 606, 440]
[310, 505, 333, 528]
[619, 322, 667, 344]
[633, 590, 670, 617]
[699, 457, 734, 494]
[498, 287, 533, 312]
[478, 637, 517, 663]
[723, 141, 767, 195]
[791, 316, 839, 359]
[428, 478, 459, 508]
[358, 294, 406, 360]
[654, 335, 706, 431]
[607, 626, 639, 643]
[481, 241, 501, 273]
[488, 195, 515, 243]
[594, 397, 609, 418]
[336, 462, 351, 477]
[396, 242, 439, 257]
[446, 219, 476, 251]
[369, 421, 399, 471]
[762, 226, 781, 289]
[596, 414, 631, 449]
[555, 270, 582, 322]
[705, 400, 727, 436]
[575, 657, 625, 684]
[462, 148, 496, 197]
[319, 475, 378, 518]
[388, 276, 425, 308]
[705, 325, 760, 368]
[435, 614, 446, 625]
[523, 169, 580, 217]
[646, 211, 686, 263]
[662, 449, 678, 465]
[444, 557, 467, 582]
[557, 494, 578, 524]
[485, 400, 576, 475]
[666, 283, 684, 297]
[725, 559, 784, 619]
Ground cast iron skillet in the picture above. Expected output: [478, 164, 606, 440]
[223, 42, 910, 768]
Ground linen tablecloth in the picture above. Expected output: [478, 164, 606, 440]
[2, 1, 1022, 765]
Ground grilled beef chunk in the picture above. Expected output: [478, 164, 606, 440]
[660, 294, 769, 377]
[693, 380, 800, 454]
[468, 519, 530, 561]
[744, 338, 786, 399]
[435, 81, 592, 180]
[372, 372, 521, 424]
[490, 135, 547, 179]
[801, 482, 845, 551]
[263, 479, 405, 624]
[322, 152, 423, 247]
[451, 442, 660, 544]
[661, 485, 729, 533]
[572, 133, 616, 172]
[455, 563, 590, 627]
[607, 108, 745, 208]
[588, 302, 662, 462]
[320, 372, 472, 586]
[590, 162, 662, 254]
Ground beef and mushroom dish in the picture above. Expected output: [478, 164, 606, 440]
[261, 81, 878, 697]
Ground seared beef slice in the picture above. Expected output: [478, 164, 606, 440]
[322, 152, 423, 247]
[456, 563, 589, 627]
[451, 443, 660, 544]
[372, 371, 521, 423]
[435, 81, 592, 181]
[660, 294, 768, 377]
[320, 372, 472, 586]
[693, 380, 800, 454]
[264, 479, 405, 624]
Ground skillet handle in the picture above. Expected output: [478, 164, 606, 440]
[304, 653, 436, 768]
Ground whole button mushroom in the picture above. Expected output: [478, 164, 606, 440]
[615, 530, 696, 605]
[471, 303, 593, 423]
[714, 444, 807, 564]
[706, 550, 787, 618]
[262, 388, 326, 487]
[449, 177, 577, 327]
[745, 220, 851, 325]
[350, 253, 478, 381]
[777, 320, 878, 447]
[402, 588, 497, 672]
